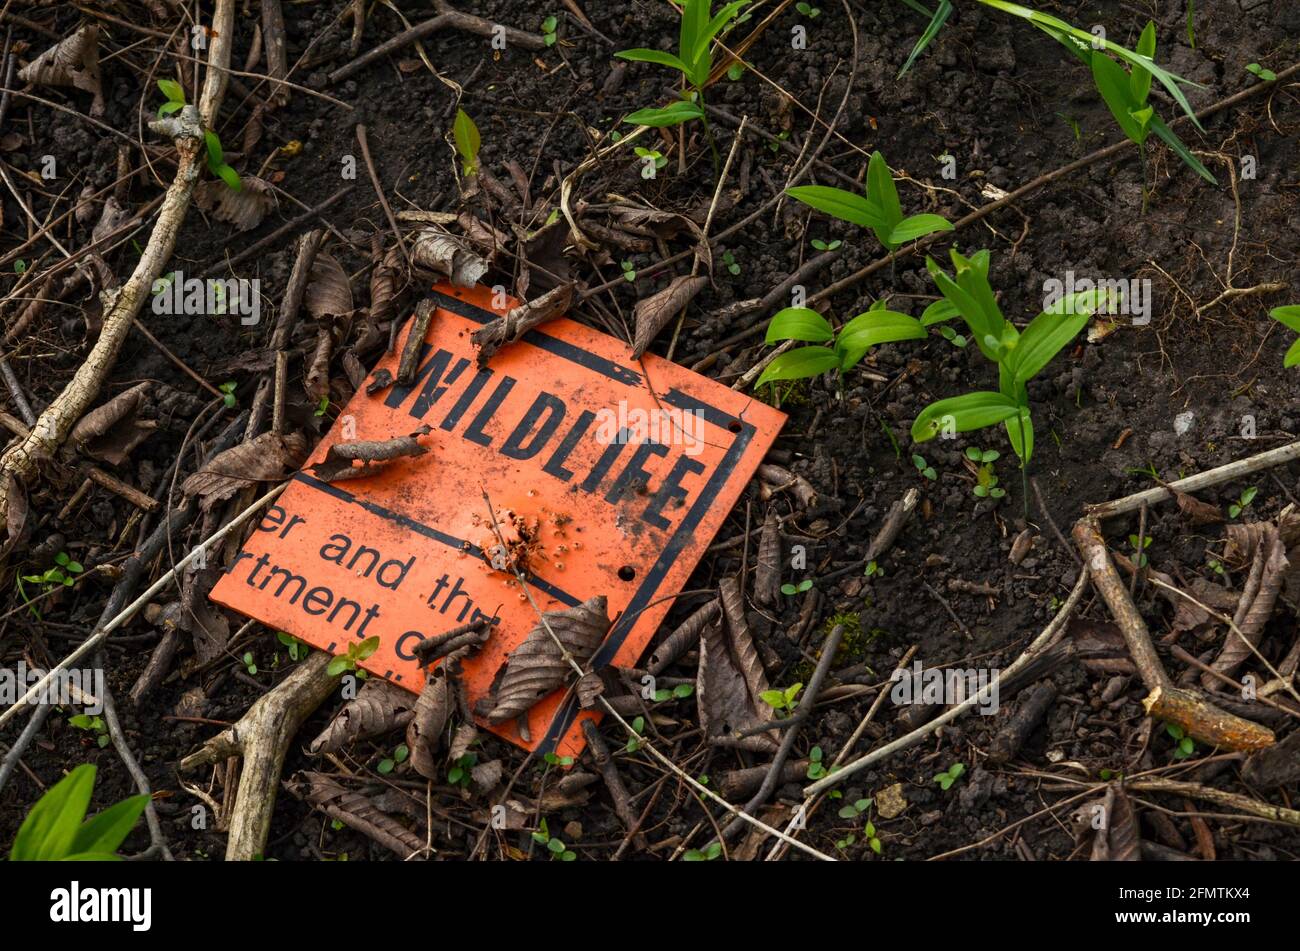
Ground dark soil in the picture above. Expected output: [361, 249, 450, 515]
[2, 0, 1299, 863]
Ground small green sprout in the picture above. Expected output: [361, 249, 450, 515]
[22, 551, 84, 592]
[69, 714, 110, 749]
[202, 130, 241, 192]
[541, 15, 559, 46]
[810, 238, 842, 251]
[314, 396, 330, 417]
[531, 818, 577, 861]
[277, 631, 307, 661]
[14, 259, 26, 274]
[780, 579, 813, 596]
[1165, 722, 1196, 760]
[327, 635, 380, 677]
[722, 249, 741, 275]
[725, 62, 745, 81]
[453, 109, 480, 178]
[756, 299, 928, 389]
[1229, 486, 1257, 519]
[683, 841, 723, 861]
[912, 453, 937, 482]
[542, 752, 575, 768]
[626, 715, 646, 752]
[8, 763, 149, 861]
[447, 752, 476, 787]
[634, 146, 667, 177]
[796, 1, 821, 16]
[1208, 558, 1225, 577]
[760, 682, 803, 717]
[1128, 533, 1152, 568]
[864, 560, 882, 578]
[653, 683, 696, 702]
[934, 762, 966, 791]
[218, 381, 237, 408]
[806, 745, 827, 780]
[241, 651, 258, 675]
[967, 446, 1005, 499]
[377, 744, 409, 775]
[620, 260, 637, 282]
[1245, 63, 1276, 82]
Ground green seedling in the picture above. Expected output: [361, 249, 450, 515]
[377, 744, 409, 775]
[327, 635, 380, 676]
[541, 15, 559, 46]
[966, 446, 1005, 499]
[760, 682, 803, 717]
[69, 714, 110, 749]
[314, 396, 330, 418]
[453, 109, 480, 178]
[14, 258, 26, 274]
[542, 752, 575, 768]
[241, 651, 258, 675]
[787, 151, 953, 256]
[911, 248, 1103, 514]
[796, 1, 821, 16]
[810, 238, 842, 251]
[626, 715, 646, 752]
[835, 797, 882, 854]
[756, 298, 929, 389]
[1245, 63, 1276, 82]
[218, 380, 237, 408]
[806, 745, 827, 780]
[1165, 722, 1196, 760]
[9, 763, 149, 860]
[1208, 557, 1225, 577]
[912, 453, 936, 481]
[726, 62, 746, 81]
[722, 249, 741, 275]
[634, 146, 667, 177]
[620, 260, 637, 282]
[653, 683, 696, 702]
[447, 752, 476, 787]
[1056, 20, 1215, 209]
[22, 551, 84, 593]
[276, 631, 308, 662]
[768, 129, 790, 153]
[781, 579, 813, 596]
[864, 560, 883, 578]
[1128, 533, 1152, 568]
[934, 761, 966, 791]
[684, 841, 723, 861]
[1186, 0, 1195, 47]
[615, 0, 750, 171]
[532, 819, 578, 861]
[1268, 306, 1300, 367]
[1228, 486, 1257, 519]
[202, 129, 241, 192]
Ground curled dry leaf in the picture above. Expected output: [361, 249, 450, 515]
[696, 578, 777, 751]
[631, 275, 709, 359]
[68, 381, 157, 466]
[0, 472, 28, 561]
[754, 510, 782, 607]
[448, 721, 479, 762]
[90, 196, 132, 246]
[483, 595, 610, 723]
[368, 240, 399, 329]
[180, 567, 231, 665]
[470, 759, 504, 795]
[181, 431, 307, 511]
[1088, 783, 1141, 862]
[305, 252, 354, 320]
[304, 327, 333, 404]
[294, 771, 426, 858]
[471, 282, 574, 367]
[309, 678, 416, 755]
[410, 229, 488, 287]
[1173, 490, 1223, 526]
[309, 425, 431, 483]
[19, 25, 104, 116]
[406, 669, 453, 779]
[195, 175, 275, 231]
[647, 598, 719, 675]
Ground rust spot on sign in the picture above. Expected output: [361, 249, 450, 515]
[210, 283, 785, 756]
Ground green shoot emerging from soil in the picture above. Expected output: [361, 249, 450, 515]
[327, 635, 379, 676]
[934, 762, 966, 791]
[756, 298, 928, 389]
[786, 150, 953, 256]
[911, 248, 1101, 513]
[1228, 486, 1257, 519]
[761, 682, 803, 717]
[1268, 306, 1300, 367]
[453, 108, 481, 178]
[9, 763, 148, 860]
[160, 80, 242, 191]
[615, 0, 750, 172]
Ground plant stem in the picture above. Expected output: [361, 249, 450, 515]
[1138, 140, 1149, 215]
[697, 87, 720, 176]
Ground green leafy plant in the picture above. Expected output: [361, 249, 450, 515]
[810, 237, 842, 251]
[453, 109, 480, 178]
[781, 579, 813, 596]
[241, 651, 258, 675]
[202, 130, 241, 192]
[1268, 306, 1300, 367]
[912, 453, 937, 482]
[786, 151, 953, 255]
[1245, 62, 1276, 83]
[447, 753, 476, 787]
[722, 249, 741, 275]
[314, 396, 330, 418]
[796, 1, 821, 16]
[1208, 557, 1225, 577]
[541, 15, 559, 46]
[69, 714, 110, 749]
[634, 146, 667, 177]
[9, 763, 148, 860]
[1128, 533, 1152, 568]
[683, 841, 723, 861]
[620, 259, 637, 282]
[910, 248, 1103, 512]
[1164, 722, 1196, 760]
[653, 683, 696, 702]
[864, 559, 883, 578]
[377, 743, 409, 775]
[626, 715, 646, 752]
[327, 635, 380, 676]
[1228, 486, 1257, 519]
[966, 446, 1005, 499]
[276, 631, 308, 662]
[1059, 20, 1215, 208]
[933, 761, 966, 791]
[726, 62, 745, 81]
[218, 380, 237, 408]
[531, 818, 577, 860]
[756, 299, 928, 389]
[614, 0, 750, 170]
[806, 744, 827, 780]
[21, 551, 84, 593]
[760, 682, 803, 717]
[834, 797, 882, 854]
[14, 258, 26, 274]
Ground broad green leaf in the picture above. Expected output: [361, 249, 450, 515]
[624, 101, 704, 127]
[613, 48, 690, 76]
[867, 151, 903, 228]
[1009, 308, 1090, 386]
[786, 185, 886, 229]
[70, 795, 150, 856]
[691, 2, 750, 78]
[929, 265, 994, 358]
[681, 0, 710, 71]
[1149, 116, 1217, 184]
[1091, 52, 1145, 144]
[911, 392, 1020, 443]
[898, 0, 953, 78]
[453, 108, 481, 176]
[920, 298, 960, 326]
[215, 164, 242, 192]
[889, 213, 953, 245]
[203, 130, 224, 167]
[156, 79, 185, 104]
[11, 764, 96, 860]
[1130, 21, 1156, 104]
[1005, 408, 1034, 464]
[766, 307, 834, 344]
[1285, 338, 1300, 369]
[157, 100, 183, 117]
[756, 347, 840, 387]
[1271, 306, 1300, 334]
[837, 310, 927, 351]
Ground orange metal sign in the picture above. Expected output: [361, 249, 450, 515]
[211, 283, 785, 756]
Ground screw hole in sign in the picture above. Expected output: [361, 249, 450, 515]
[728, 419, 742, 433]
[618, 565, 637, 582]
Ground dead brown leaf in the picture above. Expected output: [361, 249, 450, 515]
[68, 382, 156, 466]
[19, 25, 104, 117]
[309, 678, 416, 755]
[180, 431, 306, 511]
[631, 275, 708, 359]
[195, 175, 275, 231]
[410, 229, 488, 287]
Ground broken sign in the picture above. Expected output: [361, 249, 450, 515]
[211, 283, 784, 756]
